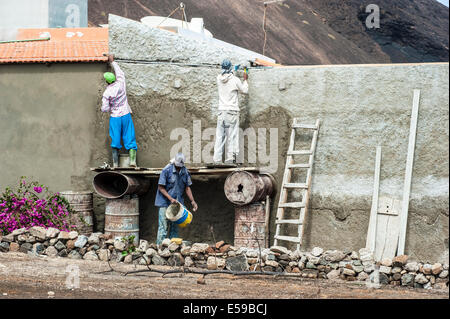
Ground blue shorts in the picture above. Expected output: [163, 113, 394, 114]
[109, 113, 137, 150]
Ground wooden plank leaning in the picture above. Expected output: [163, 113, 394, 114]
[397, 89, 421, 256]
[366, 146, 381, 253]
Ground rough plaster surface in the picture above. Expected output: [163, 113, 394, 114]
[109, 14, 257, 67]
[108, 15, 449, 262]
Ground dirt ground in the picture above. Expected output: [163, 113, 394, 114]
[0, 252, 448, 299]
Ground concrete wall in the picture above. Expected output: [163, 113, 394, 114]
[107, 16, 449, 263]
[0, 62, 109, 229]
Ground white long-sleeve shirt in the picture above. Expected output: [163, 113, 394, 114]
[217, 73, 249, 112]
[101, 62, 132, 117]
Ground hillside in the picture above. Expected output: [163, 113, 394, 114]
[88, 0, 449, 65]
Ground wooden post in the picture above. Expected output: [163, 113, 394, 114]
[265, 195, 270, 248]
[397, 89, 420, 255]
[366, 146, 381, 252]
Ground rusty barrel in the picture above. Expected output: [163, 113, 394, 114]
[234, 202, 267, 249]
[224, 171, 275, 206]
[93, 171, 150, 199]
[104, 195, 139, 245]
[60, 191, 94, 235]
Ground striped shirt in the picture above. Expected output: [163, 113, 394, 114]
[101, 62, 132, 117]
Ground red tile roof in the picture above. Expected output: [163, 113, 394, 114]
[0, 28, 108, 64]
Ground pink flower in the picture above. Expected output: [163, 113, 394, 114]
[34, 187, 42, 194]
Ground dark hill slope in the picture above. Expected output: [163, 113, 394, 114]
[88, 0, 449, 65]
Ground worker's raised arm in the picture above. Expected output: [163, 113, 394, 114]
[111, 61, 125, 84]
[101, 92, 111, 112]
[235, 77, 249, 94]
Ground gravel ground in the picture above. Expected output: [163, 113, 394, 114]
[0, 252, 448, 299]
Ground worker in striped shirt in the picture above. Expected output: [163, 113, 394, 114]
[102, 54, 137, 167]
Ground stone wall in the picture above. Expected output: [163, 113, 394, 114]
[0, 226, 448, 290]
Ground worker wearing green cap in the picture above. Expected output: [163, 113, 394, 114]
[102, 54, 138, 168]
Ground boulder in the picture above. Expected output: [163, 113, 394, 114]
[68, 250, 82, 259]
[83, 251, 99, 261]
[323, 250, 346, 262]
[0, 242, 10, 252]
[58, 249, 68, 257]
[265, 260, 279, 268]
[45, 227, 60, 239]
[422, 264, 433, 275]
[159, 248, 172, 258]
[415, 273, 429, 285]
[190, 243, 210, 254]
[431, 263, 443, 275]
[74, 235, 88, 248]
[161, 238, 172, 247]
[29, 226, 46, 240]
[32, 243, 45, 255]
[380, 258, 392, 267]
[57, 231, 71, 240]
[68, 231, 78, 240]
[184, 256, 194, 267]
[9, 242, 20, 252]
[327, 269, 341, 280]
[138, 240, 149, 252]
[114, 240, 126, 251]
[145, 248, 157, 257]
[225, 255, 249, 272]
[168, 242, 179, 252]
[98, 249, 110, 261]
[358, 248, 374, 262]
[270, 246, 289, 255]
[151, 254, 167, 266]
[88, 233, 101, 245]
[401, 273, 415, 286]
[392, 255, 409, 267]
[12, 228, 28, 237]
[168, 253, 185, 266]
[311, 247, 323, 257]
[54, 241, 66, 251]
[379, 266, 392, 274]
[19, 243, 33, 253]
[357, 272, 369, 281]
[405, 262, 419, 272]
[45, 246, 58, 257]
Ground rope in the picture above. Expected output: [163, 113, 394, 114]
[156, 4, 182, 28]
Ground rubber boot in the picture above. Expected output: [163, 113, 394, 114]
[112, 148, 119, 168]
[129, 149, 137, 167]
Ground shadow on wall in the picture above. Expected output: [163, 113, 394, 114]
[139, 176, 235, 244]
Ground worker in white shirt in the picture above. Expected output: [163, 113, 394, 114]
[213, 59, 249, 165]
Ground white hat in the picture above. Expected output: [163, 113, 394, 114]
[173, 152, 185, 167]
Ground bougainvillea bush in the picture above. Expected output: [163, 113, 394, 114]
[0, 177, 75, 235]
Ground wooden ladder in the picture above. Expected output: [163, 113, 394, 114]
[274, 118, 321, 250]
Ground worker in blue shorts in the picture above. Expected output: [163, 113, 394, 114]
[101, 54, 138, 167]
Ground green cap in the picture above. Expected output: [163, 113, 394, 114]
[104, 72, 116, 84]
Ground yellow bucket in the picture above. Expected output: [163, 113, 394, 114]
[166, 202, 193, 228]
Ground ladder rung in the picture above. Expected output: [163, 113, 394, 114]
[276, 219, 302, 225]
[287, 163, 310, 169]
[292, 124, 318, 130]
[288, 150, 312, 155]
[284, 183, 308, 189]
[278, 202, 305, 208]
[274, 235, 301, 243]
